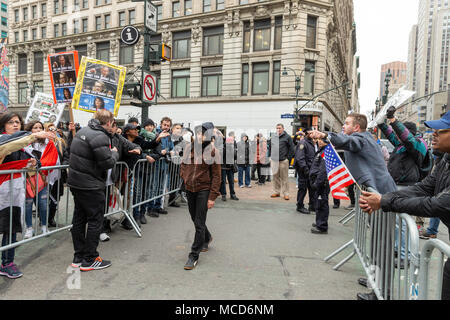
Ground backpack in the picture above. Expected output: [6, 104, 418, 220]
[419, 150, 434, 181]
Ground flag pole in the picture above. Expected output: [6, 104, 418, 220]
[328, 142, 363, 192]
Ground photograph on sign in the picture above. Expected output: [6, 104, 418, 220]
[25, 92, 65, 126]
[47, 51, 79, 104]
[0, 38, 9, 113]
[71, 57, 126, 116]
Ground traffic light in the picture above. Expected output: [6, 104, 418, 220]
[160, 43, 172, 61]
[124, 83, 141, 99]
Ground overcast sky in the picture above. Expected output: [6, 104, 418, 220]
[353, 0, 419, 115]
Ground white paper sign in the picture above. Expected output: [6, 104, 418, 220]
[25, 92, 65, 126]
[368, 86, 416, 128]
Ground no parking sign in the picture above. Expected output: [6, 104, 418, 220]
[142, 70, 157, 104]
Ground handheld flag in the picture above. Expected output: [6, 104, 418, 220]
[323, 144, 356, 200]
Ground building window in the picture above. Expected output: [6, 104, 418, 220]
[95, 0, 101, 5]
[82, 0, 88, 9]
[306, 16, 317, 49]
[82, 18, 88, 32]
[55, 47, 66, 53]
[157, 5, 162, 20]
[150, 33, 161, 52]
[129, 9, 135, 24]
[273, 61, 281, 94]
[62, 0, 67, 13]
[240, 0, 248, 4]
[32, 5, 37, 19]
[242, 64, 249, 95]
[252, 62, 269, 95]
[14, 32, 19, 43]
[254, 19, 270, 51]
[1, 16, 6, 27]
[75, 44, 87, 64]
[54, 0, 60, 14]
[23, 30, 28, 42]
[202, 66, 222, 96]
[41, 3, 47, 17]
[203, 25, 224, 56]
[216, 0, 224, 10]
[61, 22, 67, 36]
[172, 69, 190, 98]
[95, 16, 101, 30]
[119, 11, 126, 27]
[18, 82, 28, 104]
[18, 54, 27, 74]
[304, 61, 316, 95]
[274, 16, 282, 50]
[173, 30, 191, 59]
[119, 43, 134, 65]
[74, 0, 80, 11]
[1, 3, 7, 12]
[172, 1, 180, 18]
[243, 21, 250, 52]
[14, 9, 19, 22]
[34, 81, 44, 94]
[23, 7, 28, 21]
[104, 14, 111, 29]
[41, 26, 47, 39]
[1, 31, 7, 39]
[34, 52, 43, 73]
[203, 0, 211, 12]
[73, 20, 80, 34]
[105, 0, 111, 4]
[184, 0, 192, 15]
[96, 41, 110, 62]
[32, 28, 37, 40]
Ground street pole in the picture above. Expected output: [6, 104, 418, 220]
[141, 0, 151, 122]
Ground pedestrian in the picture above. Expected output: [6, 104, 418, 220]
[359, 110, 450, 300]
[180, 122, 221, 270]
[237, 133, 252, 188]
[294, 129, 316, 213]
[0, 112, 52, 279]
[168, 123, 184, 208]
[254, 133, 268, 185]
[310, 113, 397, 300]
[220, 131, 239, 201]
[309, 138, 330, 234]
[270, 124, 295, 201]
[67, 110, 119, 271]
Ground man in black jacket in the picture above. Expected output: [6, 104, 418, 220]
[294, 129, 317, 213]
[270, 124, 295, 200]
[360, 111, 450, 300]
[68, 110, 118, 271]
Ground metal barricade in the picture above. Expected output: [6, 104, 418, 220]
[324, 186, 421, 300]
[418, 239, 450, 300]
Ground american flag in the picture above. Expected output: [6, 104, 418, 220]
[322, 144, 356, 200]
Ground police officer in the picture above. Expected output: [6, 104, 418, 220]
[294, 128, 317, 214]
[309, 138, 330, 234]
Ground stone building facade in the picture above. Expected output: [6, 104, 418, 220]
[7, 0, 358, 135]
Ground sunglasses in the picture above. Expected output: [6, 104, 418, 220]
[434, 129, 450, 135]
[49, 128, 56, 132]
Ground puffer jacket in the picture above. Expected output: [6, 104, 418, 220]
[269, 131, 295, 162]
[381, 153, 450, 240]
[309, 146, 329, 190]
[236, 135, 250, 166]
[294, 137, 316, 176]
[180, 142, 222, 202]
[378, 120, 428, 185]
[67, 119, 119, 190]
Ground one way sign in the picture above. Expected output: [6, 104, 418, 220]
[145, 1, 157, 33]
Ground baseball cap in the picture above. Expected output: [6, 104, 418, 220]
[424, 111, 450, 130]
[123, 123, 138, 133]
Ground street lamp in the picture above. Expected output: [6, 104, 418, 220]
[382, 68, 392, 105]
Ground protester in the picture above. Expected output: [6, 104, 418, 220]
[168, 123, 184, 208]
[310, 113, 397, 300]
[371, 133, 390, 166]
[237, 133, 252, 188]
[0, 112, 53, 278]
[220, 131, 239, 201]
[359, 110, 450, 300]
[270, 124, 295, 201]
[254, 133, 269, 185]
[294, 129, 316, 213]
[67, 110, 118, 271]
[309, 138, 330, 234]
[180, 122, 221, 270]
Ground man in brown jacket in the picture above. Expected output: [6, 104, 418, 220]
[180, 122, 221, 270]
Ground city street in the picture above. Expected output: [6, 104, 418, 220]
[0, 178, 366, 300]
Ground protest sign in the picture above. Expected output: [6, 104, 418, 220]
[48, 51, 79, 104]
[0, 38, 9, 113]
[25, 92, 65, 126]
[71, 57, 126, 116]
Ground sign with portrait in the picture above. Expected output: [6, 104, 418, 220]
[25, 92, 65, 126]
[47, 51, 79, 104]
[0, 38, 9, 113]
[71, 57, 126, 116]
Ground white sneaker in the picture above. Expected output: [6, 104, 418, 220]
[246, 185, 252, 188]
[41, 226, 49, 235]
[24, 227, 33, 239]
[99, 233, 110, 242]
[239, 185, 244, 188]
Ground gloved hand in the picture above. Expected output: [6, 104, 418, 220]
[376, 112, 386, 125]
[386, 106, 396, 119]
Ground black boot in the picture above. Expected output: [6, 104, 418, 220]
[356, 291, 378, 300]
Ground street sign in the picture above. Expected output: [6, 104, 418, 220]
[120, 26, 140, 46]
[141, 71, 157, 104]
[281, 113, 295, 119]
[145, 1, 157, 32]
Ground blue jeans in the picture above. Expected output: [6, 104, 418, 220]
[2, 233, 17, 265]
[148, 161, 167, 210]
[427, 218, 440, 235]
[238, 166, 251, 187]
[395, 218, 410, 260]
[25, 188, 48, 228]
